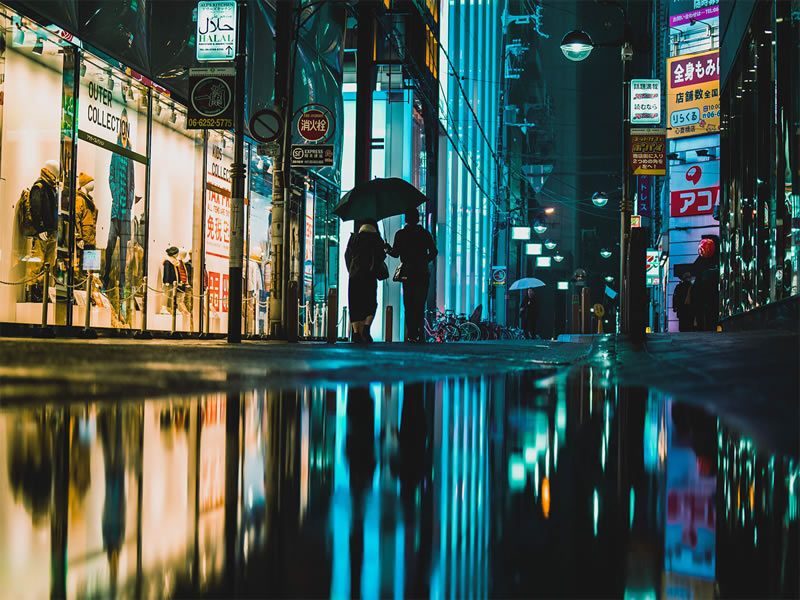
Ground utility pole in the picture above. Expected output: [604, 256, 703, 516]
[269, 0, 294, 339]
[227, 0, 248, 343]
[354, 1, 376, 185]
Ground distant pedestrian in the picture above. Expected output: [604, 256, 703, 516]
[519, 288, 538, 339]
[673, 272, 695, 331]
[692, 269, 719, 331]
[386, 209, 438, 342]
[345, 219, 387, 343]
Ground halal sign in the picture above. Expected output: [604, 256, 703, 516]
[297, 109, 330, 142]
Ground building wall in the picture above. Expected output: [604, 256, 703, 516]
[437, 0, 501, 318]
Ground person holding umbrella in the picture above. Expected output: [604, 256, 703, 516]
[519, 288, 539, 339]
[509, 277, 545, 339]
[386, 208, 438, 343]
[344, 219, 387, 343]
[334, 177, 429, 344]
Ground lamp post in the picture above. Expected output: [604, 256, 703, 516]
[560, 7, 633, 333]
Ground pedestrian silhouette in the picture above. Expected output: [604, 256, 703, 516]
[386, 209, 438, 342]
[345, 220, 387, 343]
[673, 272, 695, 331]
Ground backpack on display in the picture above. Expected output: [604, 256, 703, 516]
[17, 185, 38, 237]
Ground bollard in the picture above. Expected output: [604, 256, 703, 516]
[326, 288, 338, 344]
[80, 273, 98, 338]
[134, 276, 152, 339]
[41, 266, 50, 327]
[321, 303, 327, 339]
[286, 281, 298, 343]
[84, 274, 92, 331]
[204, 291, 211, 337]
[581, 287, 591, 335]
[384, 305, 393, 343]
[169, 284, 182, 339]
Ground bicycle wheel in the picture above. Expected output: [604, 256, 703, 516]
[458, 322, 481, 341]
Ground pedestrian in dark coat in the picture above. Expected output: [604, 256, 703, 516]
[387, 209, 438, 342]
[519, 288, 538, 339]
[345, 220, 386, 343]
[673, 272, 695, 331]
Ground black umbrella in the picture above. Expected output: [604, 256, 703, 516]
[333, 177, 427, 221]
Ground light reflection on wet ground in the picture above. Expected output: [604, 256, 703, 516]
[0, 365, 797, 599]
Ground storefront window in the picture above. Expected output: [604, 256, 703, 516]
[0, 13, 69, 324]
[146, 94, 204, 333]
[245, 149, 272, 336]
[76, 55, 148, 328]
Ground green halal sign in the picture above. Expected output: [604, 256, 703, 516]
[196, 0, 237, 62]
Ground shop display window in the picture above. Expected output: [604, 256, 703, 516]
[146, 94, 204, 333]
[0, 13, 69, 324]
[245, 149, 272, 336]
[75, 55, 148, 329]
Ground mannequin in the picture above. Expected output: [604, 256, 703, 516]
[75, 172, 98, 274]
[162, 246, 190, 314]
[24, 160, 60, 301]
[178, 248, 193, 315]
[247, 248, 265, 334]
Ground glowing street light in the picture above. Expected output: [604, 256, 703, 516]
[544, 239, 557, 250]
[544, 207, 555, 215]
[560, 30, 594, 61]
[533, 221, 548, 234]
[600, 248, 612, 259]
[553, 253, 564, 263]
[592, 191, 609, 207]
[605, 275, 614, 282]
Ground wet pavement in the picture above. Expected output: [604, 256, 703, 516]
[0, 338, 797, 599]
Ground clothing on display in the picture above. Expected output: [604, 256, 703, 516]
[75, 174, 98, 249]
[163, 246, 192, 315]
[103, 118, 136, 296]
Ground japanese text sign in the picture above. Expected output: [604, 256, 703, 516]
[667, 50, 720, 139]
[631, 79, 661, 125]
[669, 0, 720, 28]
[630, 128, 666, 175]
[646, 249, 659, 286]
[638, 175, 653, 216]
[670, 161, 719, 217]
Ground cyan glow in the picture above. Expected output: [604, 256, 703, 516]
[593, 488, 599, 536]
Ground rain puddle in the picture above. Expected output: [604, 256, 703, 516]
[0, 365, 797, 599]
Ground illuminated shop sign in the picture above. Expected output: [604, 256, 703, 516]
[196, 0, 237, 62]
[631, 79, 661, 125]
[667, 50, 720, 139]
[669, 161, 719, 217]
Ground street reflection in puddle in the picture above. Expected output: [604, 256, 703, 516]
[0, 367, 797, 599]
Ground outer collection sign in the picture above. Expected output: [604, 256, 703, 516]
[630, 128, 666, 175]
[669, 161, 719, 217]
[631, 79, 661, 125]
[667, 50, 720, 139]
[196, 0, 237, 62]
[187, 67, 235, 129]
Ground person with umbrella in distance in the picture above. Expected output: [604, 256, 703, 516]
[386, 208, 438, 343]
[344, 219, 387, 343]
[509, 277, 544, 339]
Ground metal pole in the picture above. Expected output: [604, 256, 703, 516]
[227, 0, 248, 343]
[620, 36, 633, 334]
[41, 266, 50, 327]
[84, 274, 92, 331]
[205, 290, 211, 336]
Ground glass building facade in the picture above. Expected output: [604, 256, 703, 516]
[436, 0, 502, 318]
[719, 0, 800, 319]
